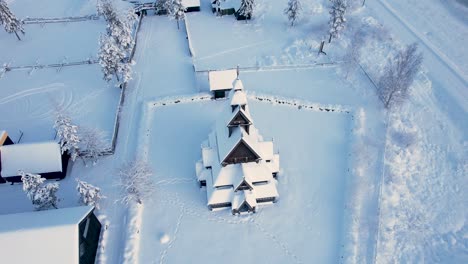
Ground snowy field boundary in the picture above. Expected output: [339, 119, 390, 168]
[184, 16, 195, 58]
[130, 94, 377, 263]
[193, 61, 339, 73]
[0, 59, 98, 75]
[22, 14, 100, 24]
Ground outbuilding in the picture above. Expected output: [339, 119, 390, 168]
[0, 141, 69, 183]
[183, 0, 201, 12]
[0, 206, 102, 264]
[211, 0, 240, 16]
[208, 69, 238, 99]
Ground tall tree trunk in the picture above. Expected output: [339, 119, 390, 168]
[328, 33, 332, 43]
[14, 31, 21, 41]
[177, 19, 180, 30]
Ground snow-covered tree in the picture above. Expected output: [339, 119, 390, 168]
[377, 43, 423, 109]
[328, 0, 347, 43]
[155, 0, 171, 14]
[98, 0, 136, 53]
[238, 0, 255, 20]
[0, 0, 24, 40]
[165, 0, 186, 29]
[20, 171, 60, 210]
[118, 160, 154, 205]
[284, 0, 302, 26]
[79, 127, 108, 166]
[54, 113, 80, 161]
[76, 179, 105, 209]
[99, 34, 129, 84]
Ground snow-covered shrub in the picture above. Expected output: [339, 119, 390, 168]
[118, 160, 155, 205]
[54, 113, 80, 162]
[76, 179, 105, 209]
[20, 171, 60, 210]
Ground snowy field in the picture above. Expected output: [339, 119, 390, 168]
[0, 21, 104, 66]
[138, 99, 353, 263]
[0, 65, 120, 144]
[186, 0, 331, 70]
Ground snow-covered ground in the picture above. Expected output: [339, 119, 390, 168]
[0, 66, 120, 143]
[0, 0, 466, 263]
[138, 99, 353, 264]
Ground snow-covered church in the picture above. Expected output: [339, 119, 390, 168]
[196, 77, 280, 214]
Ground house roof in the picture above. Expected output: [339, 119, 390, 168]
[209, 69, 237, 91]
[0, 141, 63, 178]
[0, 206, 94, 264]
[232, 190, 257, 210]
[0, 130, 8, 145]
[182, 0, 200, 8]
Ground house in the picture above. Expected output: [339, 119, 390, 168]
[0, 206, 102, 264]
[196, 78, 280, 214]
[208, 69, 238, 99]
[211, 0, 240, 16]
[0, 141, 69, 183]
[183, 0, 201, 12]
[0, 130, 14, 146]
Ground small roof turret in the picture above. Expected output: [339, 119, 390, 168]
[232, 78, 244, 91]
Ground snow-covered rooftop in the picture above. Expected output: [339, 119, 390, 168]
[0, 141, 62, 177]
[0, 206, 94, 264]
[182, 0, 200, 8]
[209, 69, 237, 91]
[0, 130, 8, 145]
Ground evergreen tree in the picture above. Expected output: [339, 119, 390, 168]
[284, 0, 302, 27]
[0, 0, 24, 40]
[238, 0, 255, 20]
[54, 113, 80, 161]
[328, 0, 347, 43]
[166, 0, 186, 29]
[20, 171, 60, 210]
[76, 180, 105, 209]
[98, 34, 126, 83]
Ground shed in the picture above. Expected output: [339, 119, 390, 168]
[183, 0, 201, 12]
[208, 69, 238, 99]
[211, 0, 240, 16]
[0, 141, 69, 183]
[0, 206, 102, 264]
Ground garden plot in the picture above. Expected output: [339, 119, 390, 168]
[186, 0, 331, 71]
[0, 20, 104, 66]
[138, 100, 353, 264]
[0, 65, 120, 144]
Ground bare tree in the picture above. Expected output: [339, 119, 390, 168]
[118, 160, 155, 205]
[79, 127, 108, 166]
[76, 179, 105, 209]
[377, 43, 423, 109]
[284, 0, 302, 27]
[328, 0, 347, 43]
